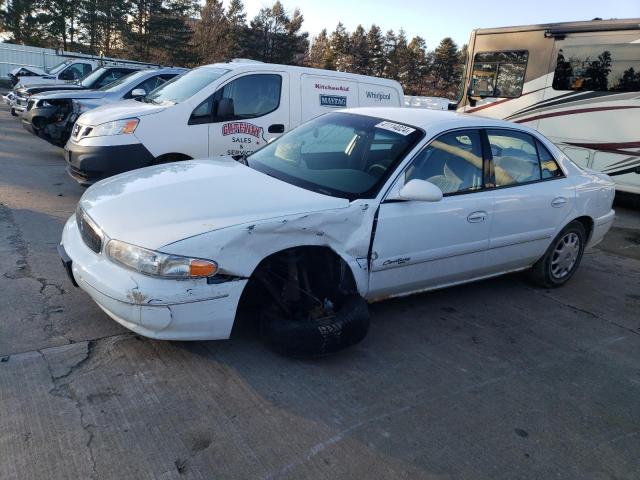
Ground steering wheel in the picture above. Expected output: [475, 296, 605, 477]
[367, 163, 387, 177]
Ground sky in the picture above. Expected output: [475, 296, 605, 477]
[238, 0, 640, 48]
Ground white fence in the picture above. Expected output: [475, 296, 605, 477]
[0, 42, 154, 79]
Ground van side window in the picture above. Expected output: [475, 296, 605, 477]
[405, 130, 484, 194]
[536, 140, 564, 179]
[552, 44, 640, 92]
[487, 130, 543, 186]
[213, 74, 282, 122]
[470, 51, 528, 98]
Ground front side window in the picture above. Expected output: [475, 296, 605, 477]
[488, 130, 542, 186]
[470, 51, 528, 98]
[552, 44, 640, 92]
[62, 63, 90, 80]
[95, 69, 133, 88]
[406, 130, 484, 194]
[144, 67, 229, 106]
[248, 112, 424, 200]
[214, 74, 282, 121]
[47, 60, 71, 75]
[127, 75, 170, 98]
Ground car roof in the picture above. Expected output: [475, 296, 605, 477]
[340, 107, 537, 136]
[199, 62, 402, 87]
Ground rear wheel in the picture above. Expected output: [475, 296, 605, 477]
[528, 221, 586, 288]
[10, 108, 17, 117]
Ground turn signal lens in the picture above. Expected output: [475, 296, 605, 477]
[122, 119, 138, 134]
[190, 259, 217, 277]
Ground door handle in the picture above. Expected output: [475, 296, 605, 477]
[268, 124, 285, 134]
[551, 197, 567, 208]
[467, 211, 488, 223]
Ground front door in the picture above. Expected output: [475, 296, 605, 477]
[368, 129, 495, 299]
[208, 72, 289, 157]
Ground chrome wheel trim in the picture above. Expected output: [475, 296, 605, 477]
[550, 232, 581, 280]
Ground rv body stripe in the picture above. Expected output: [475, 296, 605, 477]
[514, 105, 640, 124]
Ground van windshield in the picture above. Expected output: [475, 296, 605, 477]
[143, 67, 229, 106]
[248, 112, 424, 200]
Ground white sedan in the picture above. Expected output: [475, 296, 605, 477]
[59, 108, 615, 356]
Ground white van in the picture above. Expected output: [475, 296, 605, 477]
[63, 61, 404, 185]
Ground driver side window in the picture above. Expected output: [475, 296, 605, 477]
[405, 130, 484, 195]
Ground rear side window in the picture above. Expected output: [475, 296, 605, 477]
[213, 74, 282, 121]
[406, 130, 484, 194]
[470, 51, 528, 98]
[536, 140, 564, 179]
[552, 44, 640, 92]
[488, 130, 563, 186]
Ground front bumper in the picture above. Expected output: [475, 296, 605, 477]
[60, 215, 247, 340]
[65, 141, 155, 186]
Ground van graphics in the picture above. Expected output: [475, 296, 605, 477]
[366, 91, 391, 102]
[320, 94, 347, 108]
[222, 122, 265, 140]
[222, 121, 268, 156]
[315, 83, 350, 92]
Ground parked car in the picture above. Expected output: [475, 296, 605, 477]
[11, 59, 98, 89]
[9, 66, 142, 116]
[63, 60, 404, 185]
[58, 108, 615, 356]
[22, 67, 187, 146]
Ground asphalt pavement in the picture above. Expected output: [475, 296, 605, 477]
[1, 102, 639, 479]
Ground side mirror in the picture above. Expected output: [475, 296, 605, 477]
[131, 88, 146, 98]
[399, 179, 443, 202]
[216, 97, 235, 119]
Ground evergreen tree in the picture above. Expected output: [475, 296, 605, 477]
[405, 36, 428, 95]
[2, 0, 47, 46]
[328, 22, 349, 71]
[428, 37, 460, 97]
[226, 0, 248, 59]
[366, 24, 385, 76]
[617, 67, 640, 92]
[349, 24, 369, 74]
[194, 0, 229, 63]
[307, 29, 331, 69]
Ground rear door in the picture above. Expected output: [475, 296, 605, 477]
[205, 72, 289, 157]
[485, 128, 575, 271]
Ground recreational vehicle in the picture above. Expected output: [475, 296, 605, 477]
[457, 18, 640, 195]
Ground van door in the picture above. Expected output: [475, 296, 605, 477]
[206, 72, 289, 157]
[300, 75, 358, 123]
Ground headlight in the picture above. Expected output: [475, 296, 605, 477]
[106, 239, 217, 278]
[85, 118, 139, 137]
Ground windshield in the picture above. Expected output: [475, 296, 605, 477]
[97, 70, 145, 92]
[79, 67, 107, 87]
[248, 113, 424, 200]
[46, 60, 71, 75]
[143, 67, 229, 105]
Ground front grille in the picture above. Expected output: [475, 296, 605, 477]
[76, 208, 103, 254]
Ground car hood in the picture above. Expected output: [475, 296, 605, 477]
[78, 99, 167, 125]
[11, 66, 46, 76]
[26, 84, 86, 95]
[79, 157, 349, 250]
[38, 90, 107, 101]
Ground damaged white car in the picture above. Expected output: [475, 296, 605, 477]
[59, 108, 615, 355]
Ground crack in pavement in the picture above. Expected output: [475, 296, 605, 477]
[40, 340, 98, 479]
[1, 202, 67, 341]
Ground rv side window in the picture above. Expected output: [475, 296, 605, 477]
[552, 44, 640, 92]
[470, 51, 528, 98]
[212, 74, 282, 122]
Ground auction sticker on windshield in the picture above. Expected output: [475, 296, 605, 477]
[375, 121, 416, 136]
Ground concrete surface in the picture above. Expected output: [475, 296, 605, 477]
[0, 103, 639, 480]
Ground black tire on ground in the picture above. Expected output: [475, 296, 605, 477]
[260, 294, 370, 357]
[528, 220, 587, 289]
[10, 108, 17, 117]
